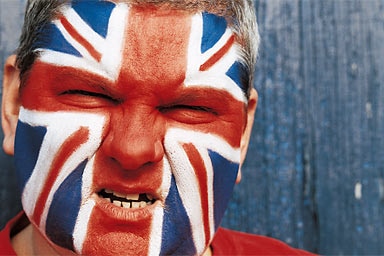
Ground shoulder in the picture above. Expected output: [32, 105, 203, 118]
[211, 227, 316, 255]
[0, 212, 29, 255]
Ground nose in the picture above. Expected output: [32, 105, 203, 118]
[102, 106, 165, 170]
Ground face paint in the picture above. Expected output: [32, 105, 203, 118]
[15, 1, 248, 255]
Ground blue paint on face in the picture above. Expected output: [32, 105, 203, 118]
[226, 61, 248, 93]
[34, 23, 81, 57]
[71, 0, 115, 38]
[210, 150, 239, 230]
[201, 12, 249, 95]
[45, 160, 87, 251]
[161, 175, 196, 255]
[14, 122, 47, 191]
[33, 1, 116, 56]
[201, 12, 227, 53]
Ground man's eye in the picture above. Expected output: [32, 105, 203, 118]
[158, 104, 218, 124]
[59, 90, 121, 107]
[160, 105, 216, 114]
[60, 90, 114, 100]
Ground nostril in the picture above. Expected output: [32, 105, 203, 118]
[100, 109, 165, 170]
[102, 131, 164, 170]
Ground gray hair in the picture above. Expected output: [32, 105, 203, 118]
[16, 0, 260, 97]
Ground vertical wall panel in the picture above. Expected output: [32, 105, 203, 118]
[223, 0, 384, 254]
[223, 0, 317, 252]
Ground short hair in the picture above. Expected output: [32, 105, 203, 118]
[16, 0, 260, 98]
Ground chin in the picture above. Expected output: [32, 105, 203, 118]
[80, 232, 149, 256]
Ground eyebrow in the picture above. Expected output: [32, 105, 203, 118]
[53, 70, 115, 93]
[167, 87, 235, 105]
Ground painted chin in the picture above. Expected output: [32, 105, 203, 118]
[81, 232, 150, 256]
[78, 193, 162, 255]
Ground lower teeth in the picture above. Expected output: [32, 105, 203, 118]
[112, 200, 152, 209]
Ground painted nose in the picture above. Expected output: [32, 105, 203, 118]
[102, 107, 165, 170]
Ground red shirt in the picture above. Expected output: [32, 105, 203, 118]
[1, 212, 316, 255]
[0, 212, 28, 255]
[211, 227, 316, 255]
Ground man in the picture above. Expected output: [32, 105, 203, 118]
[0, 0, 314, 255]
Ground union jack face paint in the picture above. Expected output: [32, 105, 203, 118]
[15, 1, 248, 255]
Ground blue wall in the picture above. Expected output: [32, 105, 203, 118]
[222, 1, 384, 254]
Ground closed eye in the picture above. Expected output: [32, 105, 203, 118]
[58, 89, 123, 108]
[159, 105, 217, 115]
[158, 104, 219, 124]
[61, 90, 112, 99]
[60, 90, 121, 103]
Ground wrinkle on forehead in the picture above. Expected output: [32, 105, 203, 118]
[119, 7, 191, 87]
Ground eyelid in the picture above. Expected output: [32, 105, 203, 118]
[60, 89, 121, 103]
[159, 104, 217, 115]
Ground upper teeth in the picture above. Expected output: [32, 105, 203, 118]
[99, 189, 155, 209]
[107, 190, 139, 200]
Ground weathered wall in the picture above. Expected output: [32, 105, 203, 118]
[222, 1, 384, 254]
[1, 1, 384, 254]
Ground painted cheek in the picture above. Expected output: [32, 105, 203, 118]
[182, 143, 211, 246]
[160, 128, 241, 254]
[32, 127, 89, 226]
[14, 107, 108, 251]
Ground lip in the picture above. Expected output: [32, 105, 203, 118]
[91, 190, 163, 222]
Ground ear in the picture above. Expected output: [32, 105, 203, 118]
[2, 55, 21, 155]
[236, 88, 258, 183]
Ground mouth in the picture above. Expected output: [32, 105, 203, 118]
[97, 189, 157, 209]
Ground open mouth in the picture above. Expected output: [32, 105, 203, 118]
[98, 189, 156, 209]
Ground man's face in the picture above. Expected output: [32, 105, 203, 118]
[14, 1, 248, 255]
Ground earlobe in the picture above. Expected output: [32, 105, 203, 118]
[236, 88, 258, 183]
[2, 55, 21, 155]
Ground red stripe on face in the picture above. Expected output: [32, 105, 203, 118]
[59, 16, 102, 62]
[183, 143, 211, 245]
[81, 206, 153, 255]
[161, 87, 246, 147]
[33, 127, 89, 226]
[199, 35, 235, 71]
[20, 63, 117, 113]
[117, 8, 191, 92]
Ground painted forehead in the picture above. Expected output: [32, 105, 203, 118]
[33, 0, 248, 102]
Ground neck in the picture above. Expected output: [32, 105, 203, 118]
[203, 246, 213, 256]
[12, 224, 75, 255]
